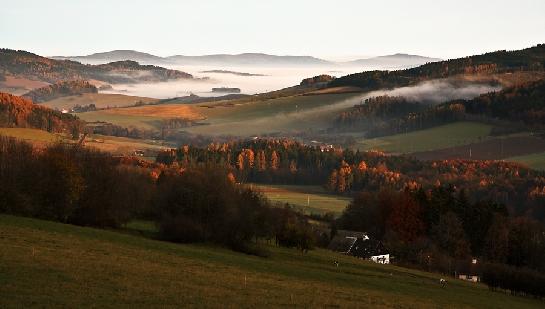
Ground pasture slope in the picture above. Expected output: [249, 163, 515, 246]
[1, 215, 543, 308]
[508, 152, 545, 171]
[357, 122, 493, 154]
[252, 184, 351, 216]
[41, 93, 159, 110]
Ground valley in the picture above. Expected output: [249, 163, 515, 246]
[2, 6, 545, 305]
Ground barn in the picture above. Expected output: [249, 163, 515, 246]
[328, 232, 390, 264]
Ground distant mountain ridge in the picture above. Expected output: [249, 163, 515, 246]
[343, 53, 442, 68]
[0, 49, 193, 84]
[53, 50, 166, 65]
[52, 50, 440, 68]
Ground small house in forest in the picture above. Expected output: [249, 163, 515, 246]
[457, 258, 481, 282]
[328, 232, 390, 264]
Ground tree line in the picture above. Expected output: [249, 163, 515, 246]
[331, 78, 545, 138]
[157, 139, 545, 221]
[337, 186, 545, 297]
[0, 136, 315, 255]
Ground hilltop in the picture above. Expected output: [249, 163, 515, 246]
[0, 91, 82, 135]
[0, 49, 193, 84]
[52, 49, 166, 65]
[22, 80, 98, 103]
[342, 53, 442, 69]
[50, 49, 441, 68]
[329, 44, 545, 90]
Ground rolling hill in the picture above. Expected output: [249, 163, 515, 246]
[51, 49, 442, 68]
[2, 214, 543, 308]
[0, 49, 193, 84]
[0, 92, 82, 135]
[22, 80, 98, 103]
[343, 53, 441, 69]
[329, 44, 545, 90]
[52, 50, 166, 65]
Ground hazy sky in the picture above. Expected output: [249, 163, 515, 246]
[1, 0, 544, 59]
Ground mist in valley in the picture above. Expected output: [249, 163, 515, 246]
[185, 79, 502, 137]
[100, 64, 369, 98]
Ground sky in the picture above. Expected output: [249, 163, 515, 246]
[1, 0, 544, 60]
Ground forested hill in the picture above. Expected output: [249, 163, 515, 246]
[333, 79, 545, 136]
[0, 92, 83, 135]
[23, 80, 98, 103]
[329, 44, 545, 91]
[458, 78, 545, 127]
[0, 49, 193, 84]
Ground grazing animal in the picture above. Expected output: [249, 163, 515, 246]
[333, 260, 339, 267]
[440, 278, 447, 287]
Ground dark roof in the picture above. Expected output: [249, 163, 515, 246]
[348, 238, 388, 258]
[328, 234, 388, 258]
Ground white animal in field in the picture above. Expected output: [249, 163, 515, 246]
[440, 278, 447, 287]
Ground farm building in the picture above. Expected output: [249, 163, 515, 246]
[328, 232, 390, 264]
[458, 274, 479, 283]
[457, 258, 481, 283]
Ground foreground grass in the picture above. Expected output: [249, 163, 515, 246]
[508, 151, 545, 171]
[252, 184, 351, 216]
[358, 122, 493, 153]
[1, 215, 543, 308]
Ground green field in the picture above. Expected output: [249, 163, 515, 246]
[357, 122, 493, 153]
[2, 215, 543, 308]
[185, 93, 363, 136]
[508, 152, 545, 171]
[252, 184, 351, 215]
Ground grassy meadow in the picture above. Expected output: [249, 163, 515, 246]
[0, 128, 63, 143]
[77, 112, 165, 131]
[251, 184, 351, 216]
[508, 151, 545, 171]
[357, 122, 493, 154]
[2, 214, 544, 308]
[41, 93, 159, 110]
[84, 134, 171, 156]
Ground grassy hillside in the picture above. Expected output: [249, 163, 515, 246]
[84, 134, 170, 156]
[0, 128, 165, 157]
[1, 215, 543, 308]
[41, 93, 159, 110]
[187, 93, 362, 136]
[252, 184, 351, 215]
[357, 122, 493, 153]
[74, 92, 361, 134]
[0, 128, 62, 143]
[508, 152, 545, 171]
